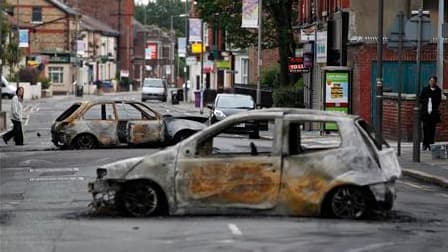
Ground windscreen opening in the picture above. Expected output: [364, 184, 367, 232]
[56, 103, 81, 121]
[144, 79, 164, 88]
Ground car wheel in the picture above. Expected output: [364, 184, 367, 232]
[73, 134, 97, 150]
[117, 182, 163, 217]
[328, 186, 369, 219]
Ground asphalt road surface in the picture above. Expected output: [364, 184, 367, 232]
[1, 93, 448, 251]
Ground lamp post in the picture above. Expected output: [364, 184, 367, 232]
[256, 0, 262, 106]
[0, 0, 3, 111]
[16, 0, 19, 89]
[375, 0, 384, 150]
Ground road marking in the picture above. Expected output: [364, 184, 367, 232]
[228, 223, 243, 236]
[29, 168, 79, 173]
[24, 118, 30, 126]
[29, 176, 85, 182]
[398, 180, 425, 190]
[347, 242, 395, 252]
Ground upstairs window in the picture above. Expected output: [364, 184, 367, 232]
[32, 7, 42, 23]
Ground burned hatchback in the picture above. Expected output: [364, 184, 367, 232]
[88, 108, 401, 219]
[51, 100, 205, 149]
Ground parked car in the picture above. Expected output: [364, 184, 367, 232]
[142, 78, 168, 102]
[88, 108, 401, 219]
[1, 76, 16, 99]
[208, 93, 259, 138]
[51, 100, 205, 149]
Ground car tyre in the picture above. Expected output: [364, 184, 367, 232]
[72, 134, 97, 150]
[117, 182, 164, 217]
[326, 186, 370, 219]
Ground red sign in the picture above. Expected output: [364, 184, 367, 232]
[146, 42, 158, 60]
[288, 57, 309, 73]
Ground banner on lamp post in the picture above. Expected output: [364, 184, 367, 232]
[242, 0, 259, 28]
[19, 29, 29, 48]
[189, 18, 202, 42]
[178, 37, 186, 57]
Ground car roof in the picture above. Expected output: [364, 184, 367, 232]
[216, 93, 253, 99]
[243, 108, 360, 120]
[80, 100, 146, 105]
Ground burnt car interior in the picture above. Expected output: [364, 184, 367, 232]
[196, 119, 275, 157]
[115, 102, 159, 144]
[56, 103, 81, 121]
[289, 121, 342, 155]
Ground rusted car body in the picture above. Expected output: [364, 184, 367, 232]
[88, 108, 401, 219]
[51, 100, 205, 149]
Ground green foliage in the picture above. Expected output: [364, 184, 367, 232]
[261, 67, 279, 87]
[134, 0, 187, 37]
[38, 76, 52, 89]
[272, 77, 304, 108]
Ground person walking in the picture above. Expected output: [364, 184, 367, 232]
[2, 86, 24, 145]
[420, 76, 442, 151]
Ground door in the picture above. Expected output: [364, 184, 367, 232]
[175, 118, 282, 210]
[82, 103, 118, 145]
[115, 102, 163, 144]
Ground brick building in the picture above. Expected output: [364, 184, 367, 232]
[62, 0, 134, 82]
[7, 0, 80, 94]
[297, 0, 448, 141]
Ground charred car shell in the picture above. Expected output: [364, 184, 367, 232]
[51, 100, 205, 149]
[88, 108, 401, 219]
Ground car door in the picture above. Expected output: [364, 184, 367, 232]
[115, 102, 163, 144]
[175, 117, 283, 210]
[280, 118, 344, 216]
[82, 103, 118, 145]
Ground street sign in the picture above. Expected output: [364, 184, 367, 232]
[405, 12, 433, 46]
[387, 13, 414, 49]
[216, 60, 231, 70]
[185, 56, 197, 66]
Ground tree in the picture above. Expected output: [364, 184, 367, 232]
[134, 0, 188, 37]
[195, 0, 298, 86]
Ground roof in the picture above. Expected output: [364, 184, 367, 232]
[81, 15, 120, 36]
[47, 0, 79, 16]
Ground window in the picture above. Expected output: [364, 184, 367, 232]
[197, 119, 275, 156]
[32, 7, 42, 23]
[241, 58, 249, 84]
[84, 104, 115, 120]
[289, 121, 342, 155]
[48, 67, 64, 84]
[116, 103, 146, 120]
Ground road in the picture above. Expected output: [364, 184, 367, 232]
[1, 93, 448, 251]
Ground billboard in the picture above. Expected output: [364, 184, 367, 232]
[145, 42, 158, 60]
[178, 37, 186, 57]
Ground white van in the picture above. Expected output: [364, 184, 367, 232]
[1, 76, 17, 99]
[141, 78, 168, 102]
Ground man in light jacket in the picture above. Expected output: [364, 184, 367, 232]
[2, 87, 24, 145]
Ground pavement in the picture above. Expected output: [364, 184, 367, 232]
[1, 92, 447, 188]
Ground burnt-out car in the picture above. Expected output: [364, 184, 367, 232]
[88, 108, 401, 219]
[51, 100, 205, 149]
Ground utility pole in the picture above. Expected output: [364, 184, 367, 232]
[412, 9, 424, 162]
[0, 0, 3, 111]
[200, 20, 204, 114]
[184, 0, 189, 102]
[256, 0, 262, 105]
[375, 0, 384, 150]
[170, 16, 175, 85]
[16, 0, 19, 88]
[437, 0, 444, 87]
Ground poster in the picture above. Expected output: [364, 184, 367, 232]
[189, 18, 202, 42]
[324, 71, 350, 130]
[145, 43, 158, 60]
[178, 37, 186, 57]
[242, 0, 259, 28]
[19, 29, 29, 48]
